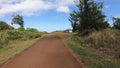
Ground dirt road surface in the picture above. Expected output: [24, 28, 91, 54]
[0, 34, 83, 68]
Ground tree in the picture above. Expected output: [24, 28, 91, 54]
[113, 17, 120, 29]
[0, 21, 14, 31]
[69, 11, 79, 32]
[70, 0, 109, 33]
[11, 14, 24, 28]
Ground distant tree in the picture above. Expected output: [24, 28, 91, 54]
[0, 21, 14, 31]
[26, 28, 39, 33]
[112, 17, 120, 29]
[70, 0, 109, 34]
[69, 11, 79, 32]
[11, 14, 24, 28]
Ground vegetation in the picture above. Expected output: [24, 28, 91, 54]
[0, 21, 14, 31]
[66, 29, 120, 68]
[69, 0, 109, 34]
[0, 14, 47, 46]
[87, 29, 120, 59]
[0, 28, 45, 46]
[113, 17, 120, 29]
[0, 38, 40, 64]
[11, 14, 24, 28]
[69, 11, 78, 32]
[67, 0, 120, 67]
[0, 13, 48, 65]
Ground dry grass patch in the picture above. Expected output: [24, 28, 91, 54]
[87, 29, 120, 59]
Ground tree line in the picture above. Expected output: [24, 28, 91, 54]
[69, 0, 120, 35]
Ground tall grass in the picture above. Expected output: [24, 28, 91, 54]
[66, 39, 120, 68]
[66, 28, 120, 68]
[87, 29, 120, 59]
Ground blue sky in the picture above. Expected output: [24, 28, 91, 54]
[0, 0, 120, 32]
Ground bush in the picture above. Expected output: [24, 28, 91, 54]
[0, 29, 43, 46]
[24, 31, 41, 39]
[18, 27, 25, 31]
[26, 28, 38, 33]
[7, 30, 24, 40]
[25, 28, 41, 39]
[0, 32, 9, 46]
[0, 21, 14, 31]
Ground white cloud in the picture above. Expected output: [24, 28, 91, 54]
[0, 0, 52, 17]
[0, 0, 74, 18]
[57, 6, 70, 13]
[51, 0, 73, 13]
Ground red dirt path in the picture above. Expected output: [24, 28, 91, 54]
[0, 34, 83, 68]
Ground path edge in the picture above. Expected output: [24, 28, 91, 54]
[0, 35, 45, 67]
[61, 39, 86, 68]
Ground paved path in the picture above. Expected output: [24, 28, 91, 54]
[0, 34, 82, 68]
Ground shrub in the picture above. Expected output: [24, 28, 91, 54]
[0, 32, 9, 46]
[7, 30, 24, 40]
[25, 28, 41, 38]
[26, 28, 38, 33]
[0, 21, 14, 31]
[24, 31, 41, 39]
[18, 27, 25, 31]
[0, 28, 43, 46]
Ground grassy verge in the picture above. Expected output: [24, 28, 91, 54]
[66, 38, 120, 68]
[0, 38, 40, 64]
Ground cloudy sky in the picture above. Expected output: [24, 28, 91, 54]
[0, 0, 120, 32]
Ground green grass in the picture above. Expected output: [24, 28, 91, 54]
[0, 38, 40, 64]
[66, 39, 120, 68]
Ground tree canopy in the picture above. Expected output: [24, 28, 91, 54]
[11, 14, 24, 28]
[69, 0, 109, 34]
[69, 11, 79, 32]
[113, 17, 120, 29]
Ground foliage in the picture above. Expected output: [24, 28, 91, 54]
[113, 17, 120, 29]
[0, 21, 14, 31]
[18, 27, 25, 31]
[0, 32, 9, 45]
[11, 14, 24, 28]
[7, 30, 24, 40]
[69, 11, 79, 32]
[0, 28, 44, 46]
[26, 28, 39, 33]
[70, 0, 109, 34]
[25, 28, 42, 38]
